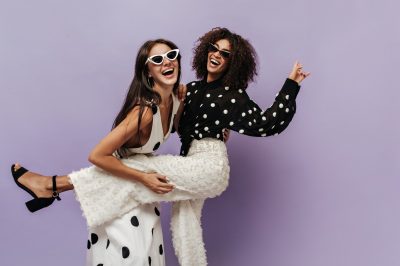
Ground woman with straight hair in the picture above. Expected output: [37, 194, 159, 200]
[12, 38, 184, 266]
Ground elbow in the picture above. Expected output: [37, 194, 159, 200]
[88, 151, 100, 166]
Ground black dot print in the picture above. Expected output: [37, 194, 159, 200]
[106, 239, 110, 249]
[122, 246, 130, 259]
[87, 240, 91, 249]
[131, 216, 139, 227]
[91, 233, 99, 245]
[151, 228, 154, 235]
[159, 244, 164, 255]
[153, 142, 160, 151]
[151, 105, 157, 114]
[148, 256, 152, 265]
[154, 207, 160, 216]
[97, 264, 103, 266]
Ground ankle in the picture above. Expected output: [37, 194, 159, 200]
[45, 177, 54, 191]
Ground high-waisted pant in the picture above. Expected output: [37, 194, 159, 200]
[69, 139, 230, 266]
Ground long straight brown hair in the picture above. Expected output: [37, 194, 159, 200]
[112, 39, 181, 157]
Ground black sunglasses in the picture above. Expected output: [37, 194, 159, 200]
[208, 43, 231, 59]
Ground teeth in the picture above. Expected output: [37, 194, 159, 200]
[210, 59, 220, 65]
[162, 68, 174, 75]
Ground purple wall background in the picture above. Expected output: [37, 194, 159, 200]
[1, 0, 399, 265]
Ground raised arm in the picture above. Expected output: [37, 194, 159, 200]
[226, 61, 309, 136]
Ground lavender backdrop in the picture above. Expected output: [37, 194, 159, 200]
[1, 0, 399, 265]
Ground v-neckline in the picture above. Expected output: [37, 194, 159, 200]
[158, 95, 174, 139]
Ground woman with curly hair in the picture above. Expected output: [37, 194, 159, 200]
[11, 28, 309, 265]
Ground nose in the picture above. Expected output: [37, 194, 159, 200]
[213, 51, 222, 59]
[163, 57, 172, 66]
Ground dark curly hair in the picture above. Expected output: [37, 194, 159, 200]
[192, 27, 258, 91]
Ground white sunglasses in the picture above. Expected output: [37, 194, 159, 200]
[146, 49, 180, 65]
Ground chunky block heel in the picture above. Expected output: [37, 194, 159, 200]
[11, 164, 61, 212]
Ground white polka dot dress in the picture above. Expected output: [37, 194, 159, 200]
[82, 94, 181, 266]
[86, 204, 165, 266]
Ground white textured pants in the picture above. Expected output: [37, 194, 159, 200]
[69, 139, 230, 266]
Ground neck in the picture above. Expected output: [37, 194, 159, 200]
[153, 83, 173, 105]
[207, 73, 222, 83]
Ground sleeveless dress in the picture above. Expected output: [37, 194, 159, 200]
[83, 94, 180, 266]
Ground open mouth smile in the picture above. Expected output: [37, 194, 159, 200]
[162, 68, 174, 76]
[210, 58, 221, 66]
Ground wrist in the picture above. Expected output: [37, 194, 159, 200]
[137, 172, 148, 183]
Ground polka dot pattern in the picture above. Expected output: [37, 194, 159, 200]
[131, 216, 139, 227]
[122, 246, 130, 258]
[153, 142, 160, 151]
[178, 78, 299, 155]
[154, 207, 160, 216]
[151, 105, 158, 115]
[91, 233, 99, 245]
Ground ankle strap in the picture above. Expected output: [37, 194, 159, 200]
[52, 175, 61, 201]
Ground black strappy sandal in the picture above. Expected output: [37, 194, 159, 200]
[11, 164, 61, 212]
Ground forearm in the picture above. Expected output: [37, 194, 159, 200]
[88, 154, 146, 183]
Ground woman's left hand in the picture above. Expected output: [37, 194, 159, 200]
[288, 61, 310, 84]
[178, 84, 187, 102]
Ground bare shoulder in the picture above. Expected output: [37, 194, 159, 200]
[125, 105, 154, 129]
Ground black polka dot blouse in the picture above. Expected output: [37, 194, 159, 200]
[178, 78, 301, 156]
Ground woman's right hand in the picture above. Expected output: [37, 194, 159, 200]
[288, 61, 310, 84]
[141, 172, 174, 194]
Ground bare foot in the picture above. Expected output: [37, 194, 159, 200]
[13, 163, 53, 198]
